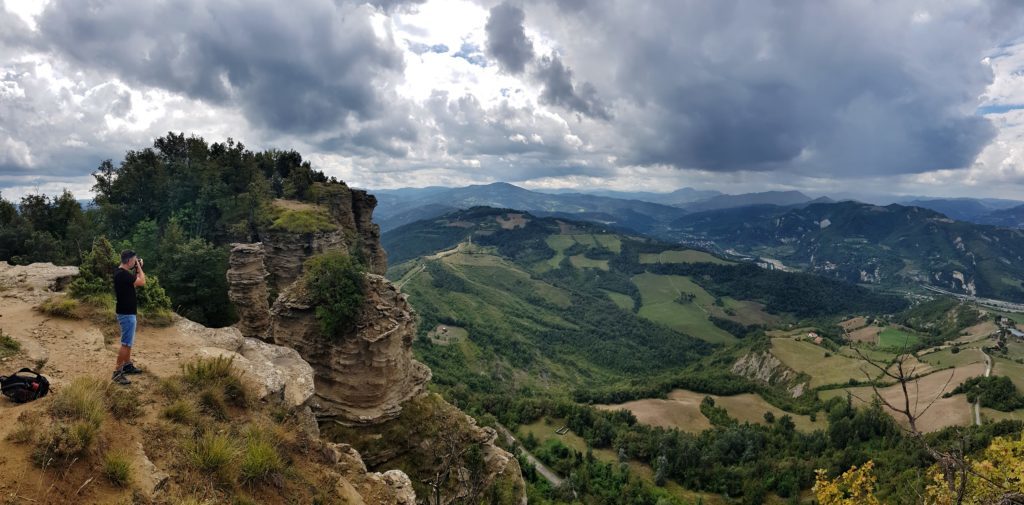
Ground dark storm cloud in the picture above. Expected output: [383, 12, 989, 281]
[365, 0, 427, 12]
[35, 0, 406, 140]
[535, 54, 610, 120]
[483, 1, 610, 120]
[484, 1, 534, 74]
[521, 0, 1023, 176]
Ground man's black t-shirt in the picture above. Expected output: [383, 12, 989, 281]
[113, 268, 138, 315]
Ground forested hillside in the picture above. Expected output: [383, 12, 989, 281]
[668, 200, 1024, 302]
[0, 133, 346, 326]
[377, 207, 1012, 503]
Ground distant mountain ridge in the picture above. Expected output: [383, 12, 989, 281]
[372, 183, 835, 232]
[372, 182, 689, 233]
[667, 200, 1024, 302]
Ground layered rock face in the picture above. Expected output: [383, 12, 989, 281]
[226, 184, 525, 503]
[226, 243, 271, 339]
[261, 185, 387, 294]
[732, 350, 808, 398]
[270, 274, 431, 424]
[318, 186, 387, 275]
[262, 228, 347, 294]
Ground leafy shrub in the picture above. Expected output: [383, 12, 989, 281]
[103, 450, 133, 486]
[137, 273, 173, 313]
[69, 237, 118, 299]
[304, 252, 365, 338]
[38, 296, 80, 318]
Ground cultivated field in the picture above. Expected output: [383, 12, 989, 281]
[994, 356, 1024, 391]
[597, 389, 820, 432]
[569, 254, 609, 270]
[820, 362, 986, 432]
[958, 320, 999, 342]
[771, 337, 877, 387]
[848, 324, 882, 343]
[639, 250, 732, 265]
[839, 316, 869, 332]
[543, 233, 619, 269]
[919, 347, 986, 369]
[877, 326, 923, 349]
[632, 273, 737, 343]
[602, 289, 635, 311]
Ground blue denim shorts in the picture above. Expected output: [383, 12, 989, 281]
[116, 314, 137, 347]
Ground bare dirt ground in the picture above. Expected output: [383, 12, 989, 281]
[958, 320, 999, 342]
[848, 324, 881, 343]
[839, 316, 868, 332]
[0, 265, 240, 504]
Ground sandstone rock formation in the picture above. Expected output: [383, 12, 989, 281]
[327, 393, 527, 505]
[177, 318, 316, 408]
[324, 442, 417, 505]
[270, 274, 430, 424]
[225, 184, 524, 503]
[261, 185, 387, 294]
[318, 185, 387, 275]
[0, 262, 78, 302]
[226, 242, 271, 339]
[262, 227, 348, 293]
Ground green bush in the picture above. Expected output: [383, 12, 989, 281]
[304, 252, 365, 338]
[103, 450, 133, 486]
[69, 236, 118, 299]
[138, 273, 174, 313]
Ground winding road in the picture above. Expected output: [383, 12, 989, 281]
[495, 423, 564, 487]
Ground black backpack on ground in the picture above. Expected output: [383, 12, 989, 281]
[1, 368, 50, 403]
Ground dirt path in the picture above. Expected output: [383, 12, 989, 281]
[974, 349, 993, 426]
[495, 423, 563, 488]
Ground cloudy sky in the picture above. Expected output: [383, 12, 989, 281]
[2, 0, 1024, 201]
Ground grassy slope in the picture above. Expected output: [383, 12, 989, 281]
[632, 273, 737, 344]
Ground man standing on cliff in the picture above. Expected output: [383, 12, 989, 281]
[112, 250, 146, 385]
